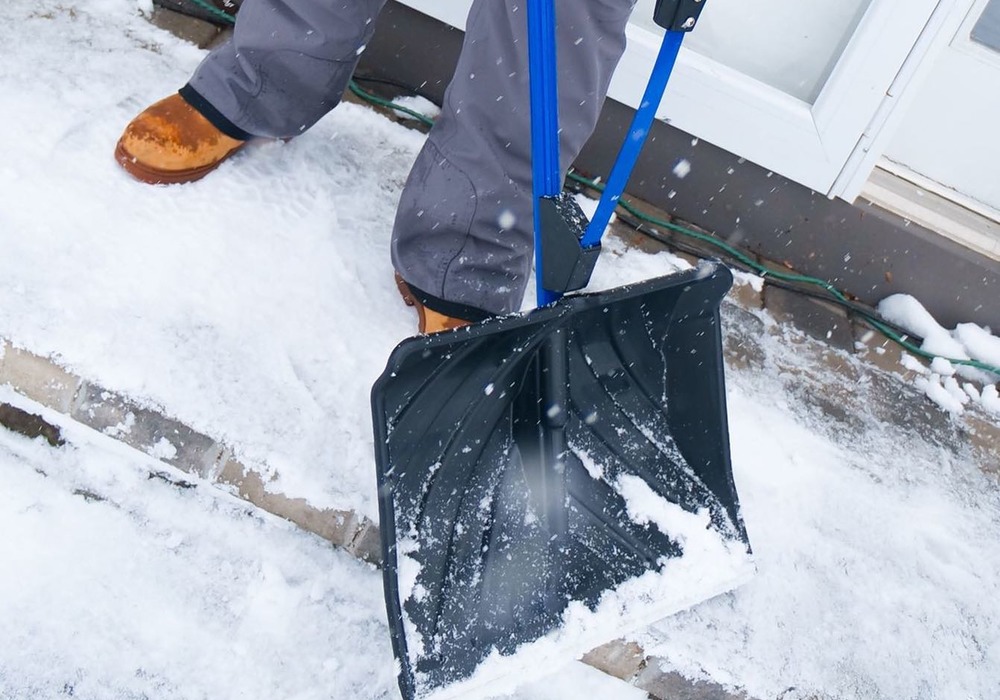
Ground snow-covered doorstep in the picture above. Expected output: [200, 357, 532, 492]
[0, 0, 1000, 700]
[5, 0, 999, 519]
[3, 2, 1000, 699]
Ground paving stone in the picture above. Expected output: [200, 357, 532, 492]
[0, 403, 64, 446]
[787, 384, 869, 435]
[0, 346, 82, 413]
[722, 303, 767, 373]
[763, 285, 856, 353]
[635, 666, 752, 700]
[727, 276, 764, 312]
[72, 382, 225, 478]
[150, 6, 220, 48]
[850, 317, 916, 378]
[765, 328, 970, 452]
[580, 639, 646, 683]
[218, 459, 381, 564]
[770, 337, 864, 426]
[579, 641, 763, 700]
[860, 370, 963, 452]
[205, 26, 233, 49]
[960, 413, 1000, 477]
[769, 327, 861, 382]
[610, 220, 678, 257]
[673, 248, 706, 269]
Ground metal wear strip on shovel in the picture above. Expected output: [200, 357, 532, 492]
[372, 2, 752, 698]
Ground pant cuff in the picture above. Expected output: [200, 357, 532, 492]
[403, 279, 496, 323]
[178, 84, 254, 141]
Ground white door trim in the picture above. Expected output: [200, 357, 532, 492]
[861, 165, 1000, 261]
[832, 0, 977, 201]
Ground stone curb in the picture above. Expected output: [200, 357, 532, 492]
[0, 337, 381, 564]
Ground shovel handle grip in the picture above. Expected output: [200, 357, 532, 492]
[654, 0, 708, 31]
[527, 0, 561, 201]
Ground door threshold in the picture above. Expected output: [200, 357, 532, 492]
[858, 163, 1000, 262]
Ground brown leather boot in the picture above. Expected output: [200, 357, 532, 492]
[395, 273, 472, 334]
[115, 93, 245, 185]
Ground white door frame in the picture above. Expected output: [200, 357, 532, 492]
[864, 0, 1000, 217]
[397, 0, 961, 201]
[832, 0, 980, 201]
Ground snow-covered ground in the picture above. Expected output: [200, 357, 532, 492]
[0, 387, 644, 700]
[2, 1, 1000, 699]
[644, 365, 1000, 699]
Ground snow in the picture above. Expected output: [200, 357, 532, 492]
[879, 295, 1000, 372]
[878, 293, 1000, 411]
[639, 374, 1000, 699]
[0, 388, 398, 700]
[391, 95, 442, 122]
[425, 553, 753, 700]
[0, 387, 645, 700]
[0, 0, 425, 518]
[616, 475, 717, 547]
[2, 2, 1000, 699]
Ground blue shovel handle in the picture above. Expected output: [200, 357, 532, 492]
[581, 31, 685, 249]
[526, 0, 562, 307]
[527, 1, 691, 306]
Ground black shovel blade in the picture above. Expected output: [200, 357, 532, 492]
[372, 263, 752, 700]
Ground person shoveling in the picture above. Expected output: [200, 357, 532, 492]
[116, 0, 753, 697]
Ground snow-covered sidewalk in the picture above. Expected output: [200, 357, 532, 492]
[3, 1, 1000, 699]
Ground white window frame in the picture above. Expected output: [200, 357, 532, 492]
[971, 0, 1000, 51]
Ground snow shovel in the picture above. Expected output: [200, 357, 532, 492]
[372, 2, 752, 699]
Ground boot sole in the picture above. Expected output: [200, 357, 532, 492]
[395, 272, 427, 332]
[394, 273, 417, 308]
[394, 273, 474, 334]
[114, 139, 244, 185]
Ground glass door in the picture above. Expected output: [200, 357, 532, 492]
[883, 0, 1000, 217]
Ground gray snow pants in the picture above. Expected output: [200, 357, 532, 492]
[187, 0, 636, 317]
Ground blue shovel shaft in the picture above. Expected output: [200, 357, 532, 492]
[581, 30, 685, 248]
[526, 0, 686, 305]
[526, 0, 562, 307]
[526, 0, 561, 199]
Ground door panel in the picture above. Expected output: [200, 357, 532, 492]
[884, 0, 1000, 216]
